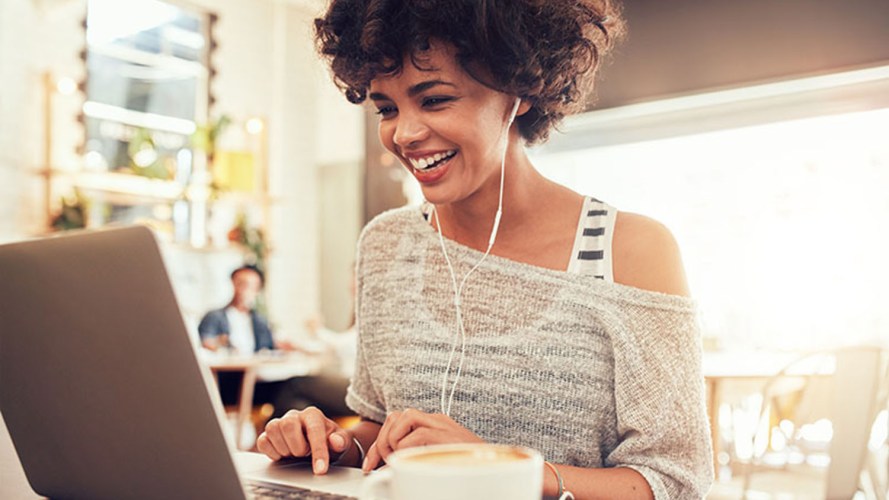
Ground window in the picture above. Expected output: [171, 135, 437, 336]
[533, 106, 889, 349]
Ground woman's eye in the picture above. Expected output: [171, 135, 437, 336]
[375, 105, 397, 117]
[422, 96, 453, 108]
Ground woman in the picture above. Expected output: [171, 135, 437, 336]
[257, 1, 713, 498]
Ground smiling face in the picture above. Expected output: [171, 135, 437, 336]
[369, 43, 519, 208]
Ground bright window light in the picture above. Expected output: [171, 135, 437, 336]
[534, 107, 889, 349]
[87, 0, 178, 46]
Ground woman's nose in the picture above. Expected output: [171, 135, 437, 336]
[392, 111, 429, 148]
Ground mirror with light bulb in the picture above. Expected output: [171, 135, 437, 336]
[57, 0, 269, 254]
[71, 0, 212, 241]
[83, 0, 211, 174]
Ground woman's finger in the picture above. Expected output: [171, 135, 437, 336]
[386, 408, 429, 452]
[374, 411, 401, 464]
[301, 407, 333, 474]
[279, 415, 309, 458]
[326, 424, 351, 454]
[362, 441, 381, 473]
[364, 410, 401, 472]
[391, 426, 433, 450]
[263, 419, 293, 458]
[255, 432, 281, 461]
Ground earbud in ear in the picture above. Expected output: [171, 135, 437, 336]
[508, 98, 521, 126]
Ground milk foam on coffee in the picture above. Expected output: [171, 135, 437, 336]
[401, 447, 529, 466]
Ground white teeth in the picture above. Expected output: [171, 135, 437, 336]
[410, 150, 456, 170]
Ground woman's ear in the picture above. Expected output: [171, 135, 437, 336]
[516, 99, 532, 117]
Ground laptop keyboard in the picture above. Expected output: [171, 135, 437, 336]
[247, 482, 358, 500]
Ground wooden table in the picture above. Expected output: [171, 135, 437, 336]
[204, 351, 326, 449]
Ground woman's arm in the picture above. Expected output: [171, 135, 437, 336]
[543, 464, 654, 500]
[543, 463, 653, 500]
[606, 211, 714, 498]
[336, 418, 382, 468]
[360, 409, 657, 499]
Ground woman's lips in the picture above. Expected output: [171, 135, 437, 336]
[409, 152, 456, 184]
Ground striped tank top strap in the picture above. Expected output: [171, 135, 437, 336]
[566, 197, 617, 281]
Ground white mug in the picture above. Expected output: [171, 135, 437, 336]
[360, 443, 543, 500]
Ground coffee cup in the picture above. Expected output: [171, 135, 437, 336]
[360, 443, 543, 500]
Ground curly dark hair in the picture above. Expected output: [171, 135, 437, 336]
[314, 0, 624, 144]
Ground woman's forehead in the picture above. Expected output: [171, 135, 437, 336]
[370, 42, 464, 90]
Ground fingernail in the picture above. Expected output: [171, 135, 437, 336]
[362, 456, 369, 472]
[314, 459, 327, 474]
[330, 433, 345, 449]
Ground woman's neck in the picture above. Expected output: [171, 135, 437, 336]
[434, 154, 561, 252]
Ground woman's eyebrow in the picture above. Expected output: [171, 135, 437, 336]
[407, 80, 456, 96]
[369, 80, 457, 101]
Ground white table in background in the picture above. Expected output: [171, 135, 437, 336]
[204, 351, 327, 449]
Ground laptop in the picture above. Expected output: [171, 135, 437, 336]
[0, 226, 366, 499]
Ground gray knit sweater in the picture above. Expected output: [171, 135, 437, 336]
[346, 206, 714, 499]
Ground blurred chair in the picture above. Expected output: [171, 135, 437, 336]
[739, 346, 884, 499]
[862, 355, 889, 500]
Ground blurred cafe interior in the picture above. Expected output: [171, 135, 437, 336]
[2, 0, 889, 498]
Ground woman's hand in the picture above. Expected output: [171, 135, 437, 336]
[256, 406, 352, 475]
[362, 408, 484, 472]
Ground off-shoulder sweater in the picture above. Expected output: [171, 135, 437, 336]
[346, 206, 714, 499]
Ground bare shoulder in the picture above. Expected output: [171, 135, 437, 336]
[612, 211, 690, 297]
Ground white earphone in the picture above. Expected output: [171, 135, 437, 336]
[434, 97, 521, 416]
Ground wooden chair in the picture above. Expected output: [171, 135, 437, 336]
[861, 356, 889, 500]
[740, 346, 884, 499]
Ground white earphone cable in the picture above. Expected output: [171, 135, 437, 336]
[437, 98, 520, 416]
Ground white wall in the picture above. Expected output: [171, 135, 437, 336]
[265, 0, 322, 338]
[312, 20, 365, 331]
[0, 0, 85, 241]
